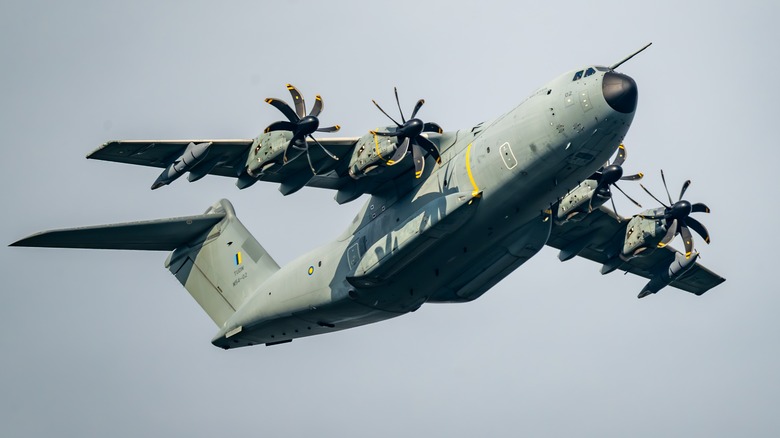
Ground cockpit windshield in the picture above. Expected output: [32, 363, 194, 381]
[572, 66, 607, 81]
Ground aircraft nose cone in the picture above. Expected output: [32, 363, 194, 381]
[602, 71, 637, 113]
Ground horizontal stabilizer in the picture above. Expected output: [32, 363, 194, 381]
[10, 214, 225, 251]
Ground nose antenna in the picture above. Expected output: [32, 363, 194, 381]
[610, 42, 652, 70]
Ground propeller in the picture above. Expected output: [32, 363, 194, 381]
[588, 144, 644, 215]
[639, 170, 712, 259]
[370, 87, 443, 178]
[264, 84, 341, 174]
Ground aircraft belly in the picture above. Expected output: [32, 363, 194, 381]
[212, 299, 401, 348]
[430, 211, 552, 302]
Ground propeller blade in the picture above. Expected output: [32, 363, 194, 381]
[304, 143, 317, 174]
[388, 137, 410, 165]
[316, 125, 341, 133]
[679, 223, 694, 258]
[286, 84, 307, 119]
[613, 183, 643, 208]
[415, 135, 441, 164]
[679, 180, 691, 201]
[411, 141, 425, 178]
[612, 144, 627, 167]
[620, 172, 644, 181]
[265, 98, 300, 123]
[423, 122, 443, 134]
[372, 130, 398, 137]
[691, 202, 711, 213]
[310, 95, 324, 118]
[685, 216, 710, 244]
[372, 100, 402, 127]
[588, 183, 610, 212]
[660, 169, 674, 206]
[410, 99, 425, 119]
[393, 87, 406, 123]
[609, 195, 619, 218]
[657, 219, 678, 248]
[283, 139, 305, 163]
[640, 183, 670, 208]
[308, 135, 339, 160]
[264, 120, 296, 134]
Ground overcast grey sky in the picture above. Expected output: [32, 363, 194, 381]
[1, 1, 778, 436]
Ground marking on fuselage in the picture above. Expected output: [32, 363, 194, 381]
[373, 133, 390, 164]
[465, 143, 480, 197]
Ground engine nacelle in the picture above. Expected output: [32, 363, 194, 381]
[245, 131, 293, 177]
[621, 208, 668, 259]
[347, 132, 400, 179]
[151, 141, 212, 189]
[555, 180, 609, 224]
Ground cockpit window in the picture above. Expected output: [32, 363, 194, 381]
[572, 70, 584, 81]
[584, 67, 596, 77]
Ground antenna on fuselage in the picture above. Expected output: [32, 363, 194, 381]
[610, 42, 652, 70]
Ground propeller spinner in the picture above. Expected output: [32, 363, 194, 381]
[588, 144, 644, 214]
[639, 170, 711, 259]
[371, 87, 443, 178]
[264, 84, 341, 174]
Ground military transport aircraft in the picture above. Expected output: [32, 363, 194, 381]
[11, 44, 724, 348]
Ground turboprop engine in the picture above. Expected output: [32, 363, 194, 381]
[620, 209, 668, 259]
[245, 131, 293, 177]
[555, 180, 600, 224]
[347, 132, 400, 179]
[555, 144, 642, 224]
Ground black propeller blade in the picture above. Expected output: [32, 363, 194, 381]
[639, 172, 712, 259]
[371, 87, 443, 178]
[588, 144, 644, 215]
[263, 84, 341, 174]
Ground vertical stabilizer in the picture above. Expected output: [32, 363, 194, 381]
[165, 199, 279, 327]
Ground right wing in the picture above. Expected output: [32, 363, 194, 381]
[547, 206, 725, 297]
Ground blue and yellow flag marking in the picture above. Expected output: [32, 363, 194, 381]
[235, 252, 242, 266]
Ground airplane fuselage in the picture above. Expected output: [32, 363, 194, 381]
[212, 67, 637, 348]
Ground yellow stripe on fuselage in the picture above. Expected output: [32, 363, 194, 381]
[465, 143, 480, 197]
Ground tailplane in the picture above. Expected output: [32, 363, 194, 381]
[11, 199, 278, 327]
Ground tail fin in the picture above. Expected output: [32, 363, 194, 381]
[165, 200, 279, 326]
[11, 199, 279, 327]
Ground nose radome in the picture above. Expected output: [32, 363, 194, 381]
[602, 71, 637, 113]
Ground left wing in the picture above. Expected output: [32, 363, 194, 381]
[87, 138, 375, 196]
[547, 206, 725, 297]
[88, 139, 254, 177]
